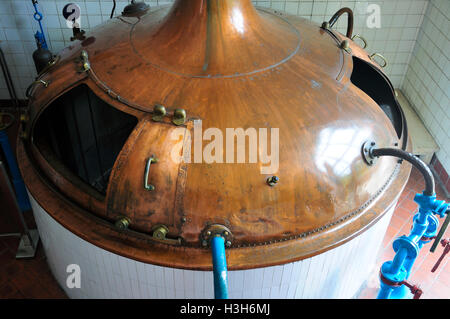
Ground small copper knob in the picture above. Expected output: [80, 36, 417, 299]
[266, 176, 279, 187]
[152, 104, 166, 122]
[340, 40, 351, 53]
[172, 108, 186, 125]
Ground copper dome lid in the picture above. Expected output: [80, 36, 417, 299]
[19, 0, 410, 269]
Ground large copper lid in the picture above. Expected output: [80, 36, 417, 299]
[19, 0, 410, 269]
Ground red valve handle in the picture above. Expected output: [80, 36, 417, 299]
[431, 239, 450, 273]
[402, 281, 423, 299]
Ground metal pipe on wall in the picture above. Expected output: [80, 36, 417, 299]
[0, 47, 19, 109]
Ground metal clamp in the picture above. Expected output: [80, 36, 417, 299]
[351, 34, 368, 49]
[77, 50, 91, 73]
[144, 155, 158, 191]
[202, 224, 233, 248]
[115, 216, 131, 231]
[151, 225, 182, 245]
[26, 79, 50, 98]
[370, 53, 388, 68]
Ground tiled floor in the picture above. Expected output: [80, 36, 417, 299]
[0, 210, 67, 298]
[0, 167, 448, 299]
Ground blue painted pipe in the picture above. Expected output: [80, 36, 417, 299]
[211, 236, 229, 299]
[0, 129, 31, 212]
[377, 192, 448, 299]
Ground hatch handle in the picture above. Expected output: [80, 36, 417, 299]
[351, 34, 368, 49]
[144, 155, 158, 191]
[328, 7, 354, 38]
[26, 79, 50, 98]
[369, 53, 388, 68]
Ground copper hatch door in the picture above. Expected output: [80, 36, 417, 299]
[106, 117, 191, 239]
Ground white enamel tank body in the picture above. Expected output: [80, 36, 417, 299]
[29, 193, 394, 299]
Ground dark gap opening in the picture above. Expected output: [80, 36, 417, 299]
[350, 56, 403, 138]
[33, 84, 138, 195]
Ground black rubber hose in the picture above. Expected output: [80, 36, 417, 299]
[110, 0, 116, 19]
[371, 148, 435, 196]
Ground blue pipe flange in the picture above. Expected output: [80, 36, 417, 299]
[392, 236, 419, 260]
[201, 224, 232, 299]
[380, 262, 407, 285]
[201, 224, 233, 248]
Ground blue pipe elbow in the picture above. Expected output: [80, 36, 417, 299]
[211, 236, 229, 299]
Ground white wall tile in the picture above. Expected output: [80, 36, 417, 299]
[0, 0, 433, 98]
[403, 0, 450, 173]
